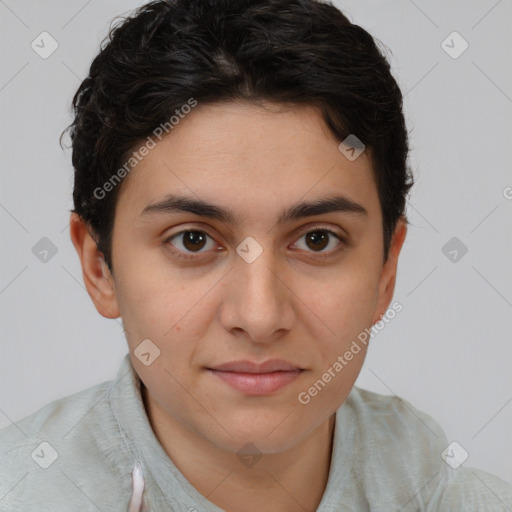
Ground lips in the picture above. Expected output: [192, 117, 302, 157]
[206, 359, 304, 395]
[209, 359, 302, 373]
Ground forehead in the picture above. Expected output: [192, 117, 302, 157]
[115, 101, 380, 222]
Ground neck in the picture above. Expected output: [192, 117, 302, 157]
[142, 384, 336, 512]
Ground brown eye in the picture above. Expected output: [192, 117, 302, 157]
[305, 231, 329, 251]
[294, 229, 344, 254]
[166, 230, 216, 256]
[182, 231, 207, 251]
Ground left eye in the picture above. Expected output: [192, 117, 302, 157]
[167, 230, 217, 254]
[293, 229, 343, 253]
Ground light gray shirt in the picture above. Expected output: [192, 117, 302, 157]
[1, 354, 511, 511]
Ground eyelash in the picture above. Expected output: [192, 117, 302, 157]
[163, 226, 347, 261]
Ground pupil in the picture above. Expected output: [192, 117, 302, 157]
[307, 231, 328, 251]
[184, 231, 206, 251]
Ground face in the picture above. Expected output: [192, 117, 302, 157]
[72, 101, 406, 455]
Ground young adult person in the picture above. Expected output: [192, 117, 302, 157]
[1, 1, 511, 510]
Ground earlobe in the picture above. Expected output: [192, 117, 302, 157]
[69, 212, 120, 319]
[372, 217, 408, 324]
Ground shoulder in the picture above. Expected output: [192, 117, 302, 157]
[0, 378, 114, 460]
[345, 386, 446, 445]
[343, 386, 446, 471]
[0, 379, 113, 450]
[339, 387, 512, 510]
[0, 377, 129, 511]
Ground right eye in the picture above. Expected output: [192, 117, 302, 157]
[165, 230, 219, 260]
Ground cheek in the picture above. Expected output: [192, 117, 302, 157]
[298, 259, 380, 398]
[308, 261, 380, 335]
[114, 276, 166, 344]
[296, 279, 376, 414]
[113, 260, 219, 365]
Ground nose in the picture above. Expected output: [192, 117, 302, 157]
[219, 243, 294, 344]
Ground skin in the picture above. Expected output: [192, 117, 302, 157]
[70, 100, 407, 511]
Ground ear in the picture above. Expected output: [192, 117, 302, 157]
[372, 217, 407, 324]
[69, 212, 120, 319]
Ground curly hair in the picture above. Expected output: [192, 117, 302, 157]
[63, 0, 414, 272]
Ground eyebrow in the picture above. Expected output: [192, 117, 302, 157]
[140, 193, 368, 224]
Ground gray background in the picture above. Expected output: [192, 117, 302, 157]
[1, 0, 511, 484]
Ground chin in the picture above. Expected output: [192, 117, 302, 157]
[206, 415, 311, 455]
